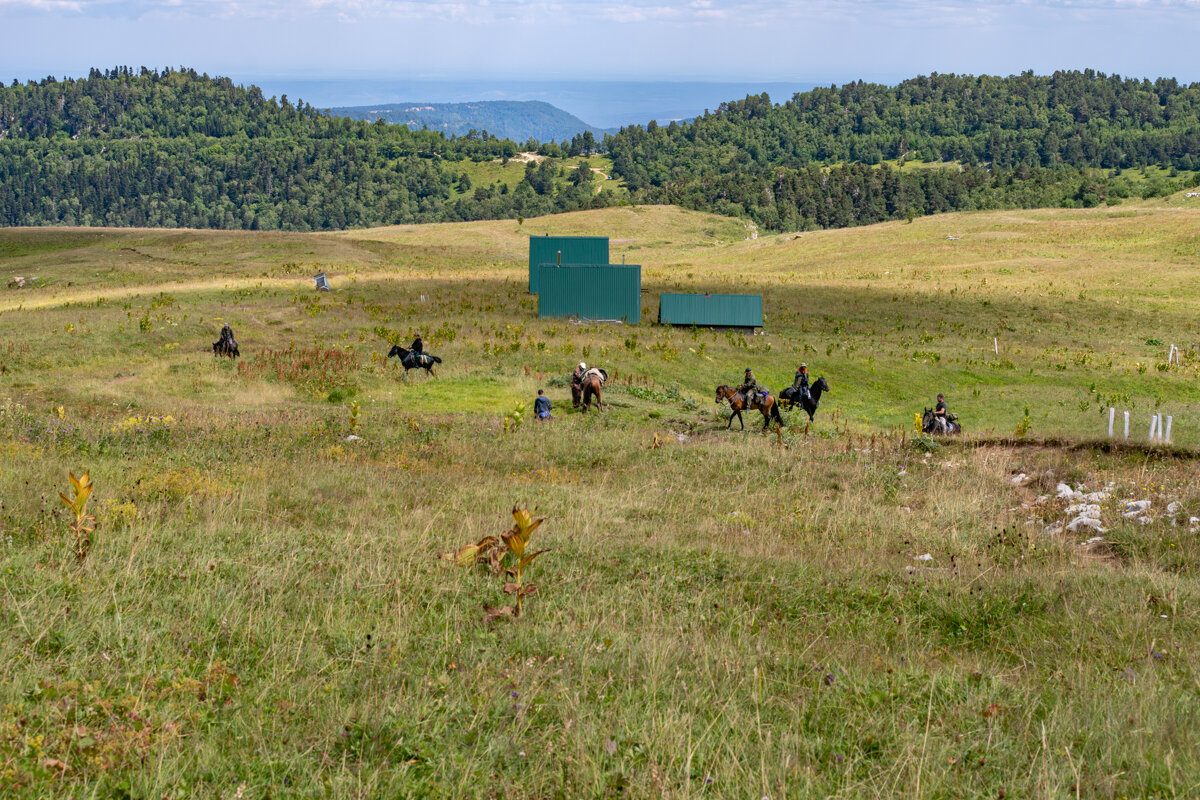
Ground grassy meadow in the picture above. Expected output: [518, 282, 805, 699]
[3, 197, 1200, 797]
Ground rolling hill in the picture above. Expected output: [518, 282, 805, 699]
[328, 100, 610, 143]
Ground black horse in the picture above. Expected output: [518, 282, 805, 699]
[922, 408, 962, 435]
[779, 375, 829, 422]
[387, 345, 442, 375]
[212, 338, 239, 358]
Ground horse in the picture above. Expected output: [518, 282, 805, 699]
[212, 338, 239, 358]
[387, 345, 442, 376]
[578, 369, 607, 412]
[778, 376, 830, 422]
[715, 384, 784, 431]
[922, 408, 962, 435]
[572, 368, 608, 409]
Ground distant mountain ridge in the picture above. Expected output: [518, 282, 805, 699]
[328, 100, 611, 143]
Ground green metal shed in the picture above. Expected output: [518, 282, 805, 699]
[658, 293, 763, 328]
[528, 236, 609, 293]
[537, 264, 641, 324]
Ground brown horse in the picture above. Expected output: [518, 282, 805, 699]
[579, 373, 604, 412]
[715, 385, 784, 431]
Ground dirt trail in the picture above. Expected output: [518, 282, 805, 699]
[0, 267, 522, 313]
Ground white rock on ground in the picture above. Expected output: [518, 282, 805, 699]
[1056, 483, 1083, 500]
[1010, 473, 1030, 485]
[1124, 500, 1152, 514]
[914, 553, 933, 562]
[1066, 516, 1107, 533]
[1065, 503, 1102, 519]
[1167, 501, 1181, 514]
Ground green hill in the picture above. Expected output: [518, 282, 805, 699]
[329, 100, 610, 144]
[3, 68, 1200, 234]
[0, 68, 610, 230]
[606, 70, 1200, 230]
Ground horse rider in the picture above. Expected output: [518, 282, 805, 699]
[792, 363, 810, 402]
[934, 393, 957, 429]
[219, 322, 235, 345]
[739, 368, 759, 405]
[410, 332, 424, 356]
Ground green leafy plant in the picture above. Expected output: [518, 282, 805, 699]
[60, 470, 96, 561]
[348, 400, 361, 435]
[1014, 406, 1031, 438]
[503, 401, 526, 434]
[440, 507, 550, 621]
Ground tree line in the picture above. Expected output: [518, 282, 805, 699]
[2, 68, 1199, 232]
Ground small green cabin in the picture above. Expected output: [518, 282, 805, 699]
[528, 235, 609, 293]
[658, 293, 763, 329]
[536, 264, 641, 324]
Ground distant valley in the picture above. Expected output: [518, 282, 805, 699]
[329, 100, 611, 143]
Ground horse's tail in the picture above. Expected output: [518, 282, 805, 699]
[432, 355, 443, 364]
[772, 399, 784, 425]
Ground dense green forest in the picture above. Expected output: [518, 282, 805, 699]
[2, 68, 1199, 232]
[604, 70, 1200, 229]
[0, 68, 609, 230]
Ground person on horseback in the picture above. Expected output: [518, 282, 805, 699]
[410, 333, 424, 356]
[933, 393, 958, 430]
[219, 322, 234, 344]
[739, 368, 759, 406]
[792, 363, 810, 402]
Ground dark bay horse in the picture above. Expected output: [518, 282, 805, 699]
[579, 371, 605, 412]
[388, 345, 442, 376]
[212, 338, 239, 358]
[922, 408, 962, 435]
[715, 385, 784, 431]
[779, 376, 830, 422]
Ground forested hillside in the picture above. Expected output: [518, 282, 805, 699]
[0, 68, 610, 230]
[330, 100, 608, 144]
[3, 68, 1200, 232]
[606, 70, 1200, 230]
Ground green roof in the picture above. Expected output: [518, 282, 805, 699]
[658, 293, 763, 327]
[528, 236, 609, 293]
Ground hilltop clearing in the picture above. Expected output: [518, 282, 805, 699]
[3, 200, 1200, 796]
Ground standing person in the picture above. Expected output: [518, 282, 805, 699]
[410, 332, 424, 355]
[571, 362, 587, 407]
[792, 363, 810, 401]
[534, 389, 553, 420]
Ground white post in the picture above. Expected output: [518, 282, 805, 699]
[1108, 407, 1115, 438]
[1165, 415, 1174, 443]
[1124, 411, 1130, 440]
[1149, 415, 1159, 442]
[993, 338, 998, 356]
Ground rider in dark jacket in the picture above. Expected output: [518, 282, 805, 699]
[220, 322, 234, 343]
[739, 368, 759, 404]
[410, 333, 424, 355]
[792, 363, 810, 401]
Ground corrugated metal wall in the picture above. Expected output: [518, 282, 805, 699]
[658, 293, 763, 327]
[537, 264, 641, 324]
[528, 236, 610, 293]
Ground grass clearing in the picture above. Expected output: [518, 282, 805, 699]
[3, 197, 1200, 796]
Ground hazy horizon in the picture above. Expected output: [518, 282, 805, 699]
[4, 0, 1198, 93]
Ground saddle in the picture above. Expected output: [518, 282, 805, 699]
[583, 368, 607, 382]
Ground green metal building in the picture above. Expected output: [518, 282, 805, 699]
[536, 264, 641, 324]
[528, 235, 609, 293]
[658, 293, 763, 329]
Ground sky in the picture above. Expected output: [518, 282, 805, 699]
[2, 0, 1199, 87]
